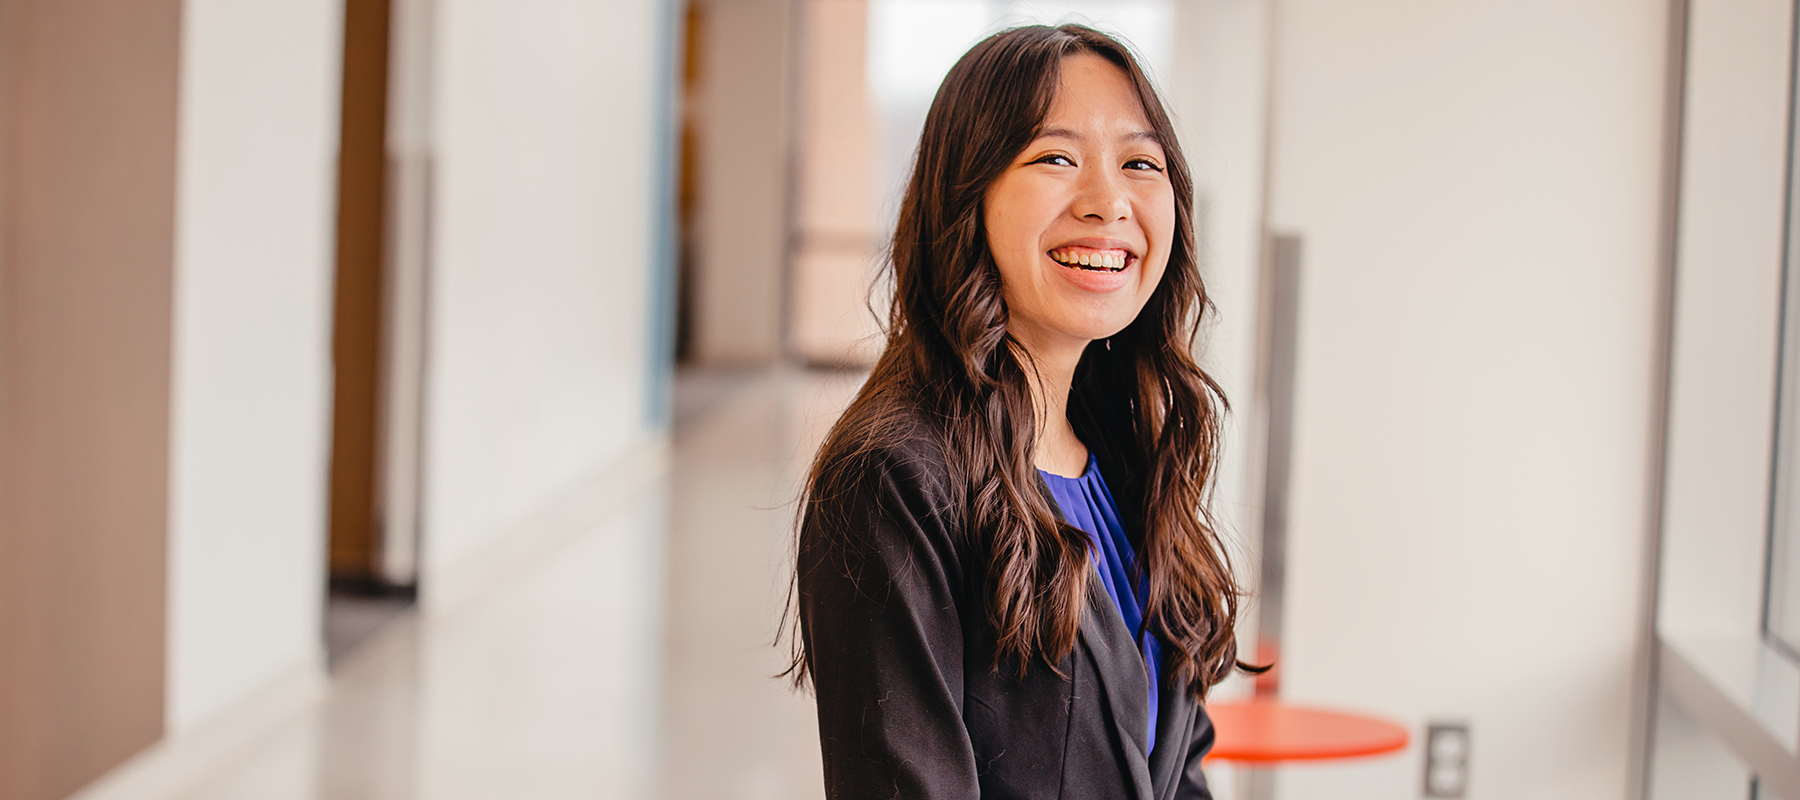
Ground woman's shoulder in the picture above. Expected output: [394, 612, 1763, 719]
[810, 381, 959, 516]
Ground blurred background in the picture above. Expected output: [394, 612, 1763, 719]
[0, 0, 1789, 798]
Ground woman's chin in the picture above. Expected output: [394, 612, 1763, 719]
[1061, 302, 1148, 343]
[1035, 318, 1137, 349]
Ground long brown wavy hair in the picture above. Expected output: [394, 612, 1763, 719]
[789, 24, 1254, 698]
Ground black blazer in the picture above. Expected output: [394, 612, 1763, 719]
[797, 416, 1216, 800]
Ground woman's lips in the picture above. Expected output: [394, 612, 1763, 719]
[1046, 248, 1133, 292]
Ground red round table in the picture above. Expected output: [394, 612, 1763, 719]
[1204, 701, 1409, 764]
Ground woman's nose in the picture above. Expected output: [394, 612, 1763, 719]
[1072, 166, 1131, 222]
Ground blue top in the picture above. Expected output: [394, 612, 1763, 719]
[1039, 453, 1163, 753]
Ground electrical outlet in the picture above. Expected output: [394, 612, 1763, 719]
[1422, 722, 1470, 798]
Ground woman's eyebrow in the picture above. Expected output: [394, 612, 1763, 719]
[1033, 127, 1161, 145]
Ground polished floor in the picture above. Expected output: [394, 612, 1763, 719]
[169, 367, 865, 800]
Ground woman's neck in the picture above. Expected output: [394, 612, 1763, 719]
[1014, 333, 1089, 478]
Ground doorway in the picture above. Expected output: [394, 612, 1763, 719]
[325, 0, 432, 665]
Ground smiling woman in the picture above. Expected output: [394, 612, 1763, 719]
[786, 24, 1260, 800]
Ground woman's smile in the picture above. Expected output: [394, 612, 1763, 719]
[1045, 239, 1139, 292]
[1047, 242, 1136, 272]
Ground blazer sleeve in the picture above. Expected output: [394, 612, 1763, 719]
[798, 448, 979, 800]
[1177, 701, 1218, 799]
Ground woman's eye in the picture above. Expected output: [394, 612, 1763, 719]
[1125, 158, 1164, 172]
[1032, 154, 1075, 167]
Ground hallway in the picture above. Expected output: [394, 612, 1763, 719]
[157, 369, 860, 800]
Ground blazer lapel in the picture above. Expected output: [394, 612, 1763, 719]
[1080, 576, 1155, 800]
[1146, 667, 1197, 800]
[1037, 469, 1158, 800]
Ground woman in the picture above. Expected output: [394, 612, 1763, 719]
[789, 24, 1256, 800]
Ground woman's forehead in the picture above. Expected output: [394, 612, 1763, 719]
[1039, 54, 1155, 136]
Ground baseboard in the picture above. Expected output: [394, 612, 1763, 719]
[420, 434, 672, 614]
[66, 657, 326, 800]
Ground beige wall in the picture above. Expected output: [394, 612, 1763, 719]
[1265, 1, 1670, 798]
[687, 0, 794, 366]
[788, 0, 883, 366]
[0, 1, 183, 797]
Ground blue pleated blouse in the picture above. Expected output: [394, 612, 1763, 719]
[1039, 452, 1163, 753]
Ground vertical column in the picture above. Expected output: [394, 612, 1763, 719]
[788, 0, 882, 366]
[0, 0, 183, 797]
[687, 0, 795, 366]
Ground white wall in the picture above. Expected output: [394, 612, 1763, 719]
[422, 0, 666, 601]
[1167, 0, 1271, 673]
[166, 0, 343, 733]
[1265, 2, 1669, 798]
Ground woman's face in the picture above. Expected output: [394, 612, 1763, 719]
[983, 52, 1175, 356]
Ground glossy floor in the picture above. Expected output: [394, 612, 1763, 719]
[170, 368, 863, 800]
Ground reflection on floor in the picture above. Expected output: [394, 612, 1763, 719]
[166, 367, 863, 800]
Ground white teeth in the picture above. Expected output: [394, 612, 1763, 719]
[1050, 248, 1129, 270]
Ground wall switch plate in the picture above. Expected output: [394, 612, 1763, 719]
[1423, 722, 1470, 798]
